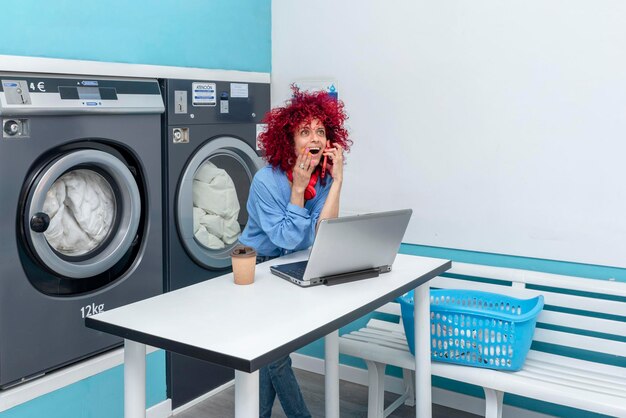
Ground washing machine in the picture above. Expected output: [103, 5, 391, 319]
[0, 73, 164, 388]
[162, 78, 270, 407]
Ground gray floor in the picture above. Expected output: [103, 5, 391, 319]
[174, 368, 480, 418]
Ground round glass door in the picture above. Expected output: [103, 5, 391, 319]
[177, 137, 264, 269]
[25, 149, 141, 278]
[42, 169, 116, 257]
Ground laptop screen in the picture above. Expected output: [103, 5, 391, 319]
[303, 209, 412, 282]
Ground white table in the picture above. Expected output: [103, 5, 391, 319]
[86, 252, 450, 418]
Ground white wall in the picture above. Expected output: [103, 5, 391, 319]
[272, 0, 626, 268]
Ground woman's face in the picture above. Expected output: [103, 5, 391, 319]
[293, 118, 327, 167]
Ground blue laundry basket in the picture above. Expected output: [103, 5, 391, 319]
[398, 289, 544, 371]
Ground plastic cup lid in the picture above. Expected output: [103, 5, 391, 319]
[230, 245, 257, 258]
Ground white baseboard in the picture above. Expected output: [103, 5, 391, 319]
[147, 399, 172, 418]
[0, 346, 160, 412]
[171, 379, 235, 416]
[291, 353, 553, 418]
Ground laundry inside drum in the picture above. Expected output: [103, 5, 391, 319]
[192, 160, 242, 250]
[42, 169, 116, 256]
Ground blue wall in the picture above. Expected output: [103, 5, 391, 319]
[297, 243, 626, 418]
[1, 351, 166, 418]
[1, 0, 271, 72]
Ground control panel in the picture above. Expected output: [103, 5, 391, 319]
[0, 73, 164, 116]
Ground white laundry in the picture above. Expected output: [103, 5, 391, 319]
[42, 170, 115, 256]
[192, 162, 241, 249]
[193, 226, 225, 250]
[193, 207, 240, 250]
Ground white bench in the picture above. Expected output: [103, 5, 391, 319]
[339, 262, 626, 418]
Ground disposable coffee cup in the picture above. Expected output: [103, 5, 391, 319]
[231, 245, 257, 285]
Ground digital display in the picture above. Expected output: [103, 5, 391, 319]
[59, 86, 118, 100]
[77, 87, 101, 100]
[99, 87, 118, 100]
[59, 86, 79, 99]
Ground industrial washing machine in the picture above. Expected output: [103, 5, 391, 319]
[0, 73, 164, 388]
[162, 78, 270, 407]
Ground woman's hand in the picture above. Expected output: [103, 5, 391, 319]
[316, 141, 344, 227]
[292, 148, 314, 193]
[324, 141, 344, 183]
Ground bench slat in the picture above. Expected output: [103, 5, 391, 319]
[521, 362, 626, 395]
[366, 319, 403, 334]
[342, 332, 410, 352]
[357, 327, 405, 340]
[339, 336, 415, 369]
[450, 263, 626, 298]
[350, 330, 408, 348]
[515, 366, 626, 398]
[375, 303, 401, 316]
[537, 310, 626, 337]
[526, 351, 626, 378]
[430, 276, 532, 295]
[533, 328, 626, 356]
[341, 335, 410, 352]
[431, 277, 626, 317]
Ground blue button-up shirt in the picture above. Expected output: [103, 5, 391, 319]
[239, 166, 333, 257]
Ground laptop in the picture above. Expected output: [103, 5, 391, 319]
[270, 209, 412, 287]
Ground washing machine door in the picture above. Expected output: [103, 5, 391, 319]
[177, 136, 264, 269]
[24, 149, 141, 279]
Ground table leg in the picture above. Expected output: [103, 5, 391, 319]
[325, 330, 340, 418]
[124, 339, 146, 418]
[415, 282, 432, 418]
[235, 370, 259, 418]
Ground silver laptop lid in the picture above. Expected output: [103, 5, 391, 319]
[303, 209, 412, 282]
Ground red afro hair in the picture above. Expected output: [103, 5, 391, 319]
[258, 86, 352, 173]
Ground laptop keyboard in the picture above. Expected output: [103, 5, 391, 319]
[277, 261, 308, 280]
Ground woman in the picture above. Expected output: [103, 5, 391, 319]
[239, 87, 352, 418]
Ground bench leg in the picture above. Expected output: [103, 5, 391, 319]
[483, 388, 504, 418]
[402, 369, 415, 407]
[365, 360, 386, 418]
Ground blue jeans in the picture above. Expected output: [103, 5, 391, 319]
[256, 255, 276, 264]
[255, 255, 311, 417]
[259, 355, 311, 418]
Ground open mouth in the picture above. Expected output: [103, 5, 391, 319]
[309, 147, 321, 155]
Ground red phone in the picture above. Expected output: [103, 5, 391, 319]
[321, 141, 330, 178]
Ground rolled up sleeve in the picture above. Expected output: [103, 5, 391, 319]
[253, 180, 315, 251]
